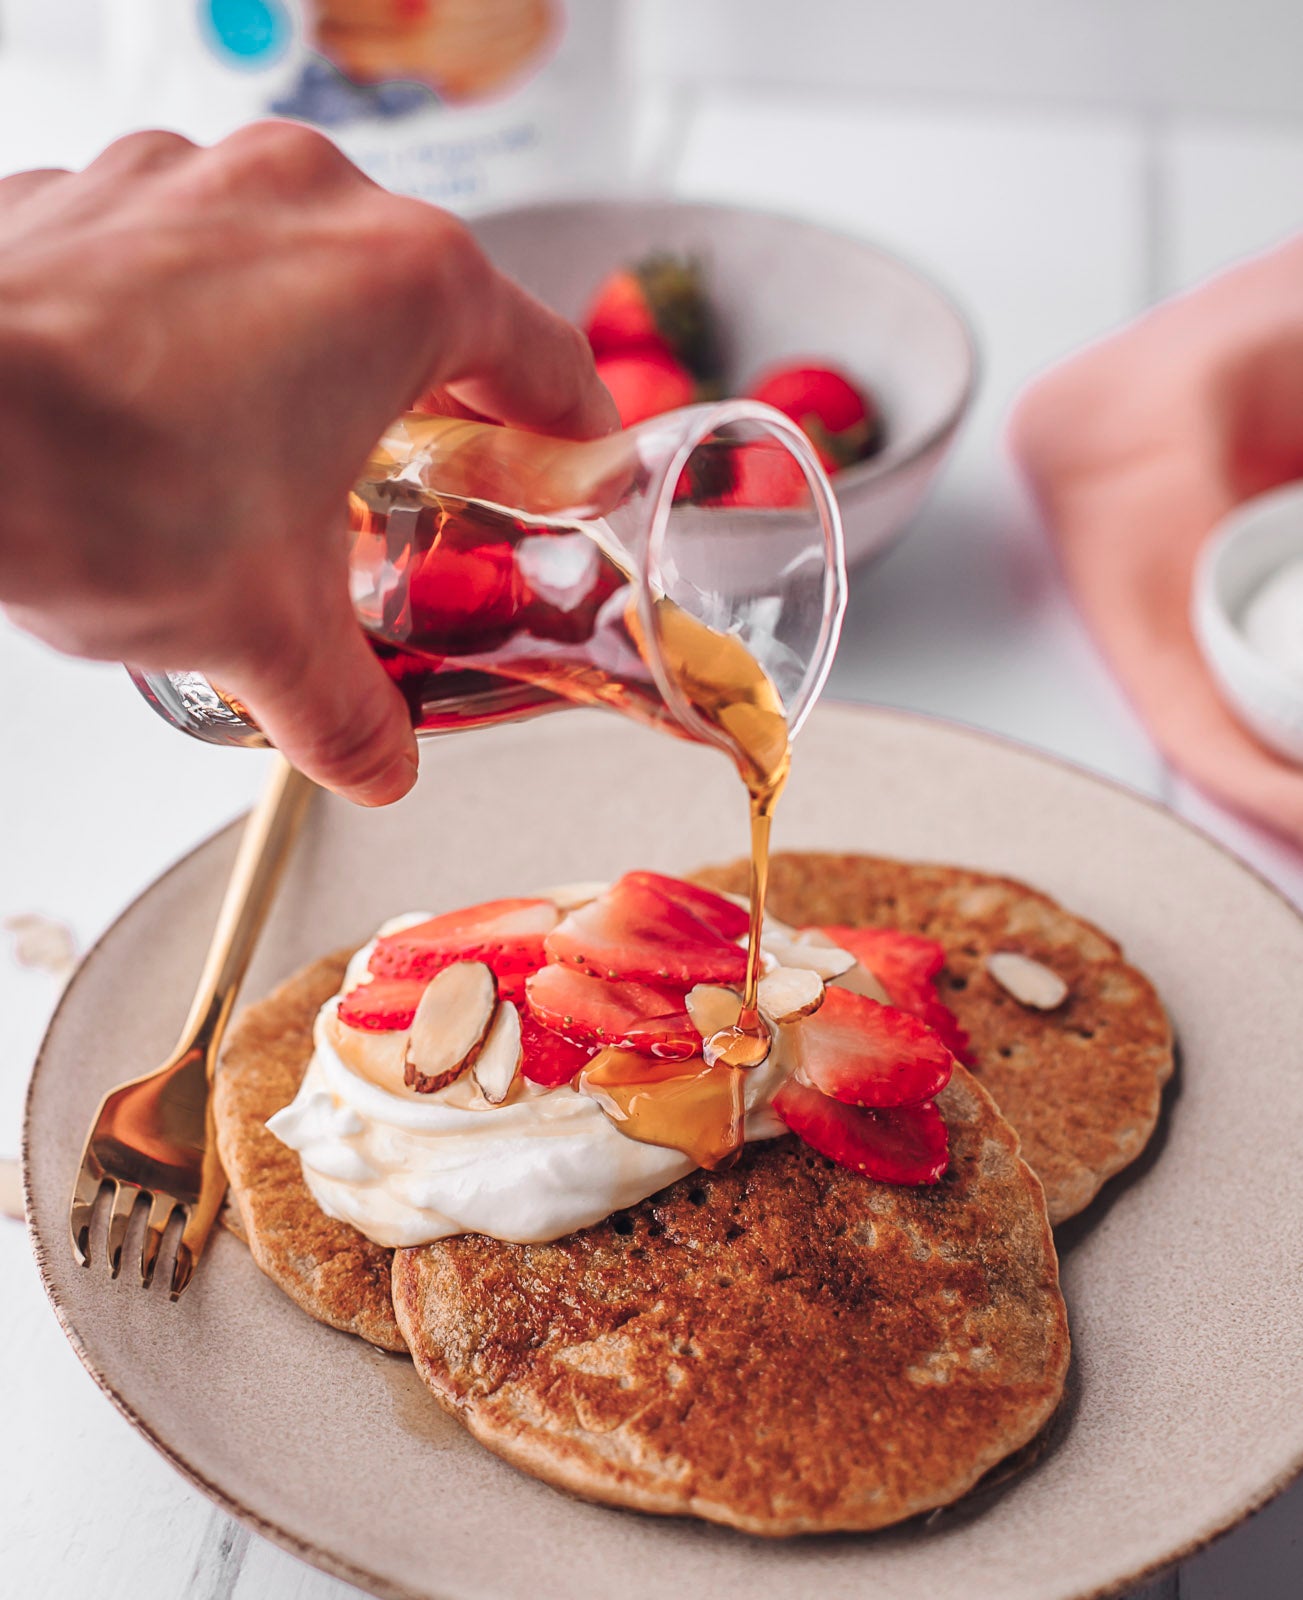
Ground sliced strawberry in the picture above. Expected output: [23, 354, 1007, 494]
[774, 1077, 948, 1185]
[337, 977, 427, 1033]
[616, 871, 750, 941]
[815, 925, 972, 1064]
[519, 1011, 594, 1087]
[544, 877, 747, 987]
[525, 965, 698, 1060]
[793, 986, 954, 1107]
[494, 969, 530, 1007]
[369, 898, 558, 984]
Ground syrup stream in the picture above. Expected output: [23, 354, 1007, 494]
[626, 599, 793, 1160]
[352, 478, 798, 1169]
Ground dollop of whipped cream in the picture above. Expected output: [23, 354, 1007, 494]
[267, 908, 792, 1249]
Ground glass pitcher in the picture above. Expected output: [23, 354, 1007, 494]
[131, 400, 847, 781]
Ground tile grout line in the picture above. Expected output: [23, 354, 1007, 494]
[184, 1508, 251, 1600]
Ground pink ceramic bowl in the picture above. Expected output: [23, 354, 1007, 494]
[472, 198, 976, 569]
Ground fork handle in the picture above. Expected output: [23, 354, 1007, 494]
[177, 756, 315, 1056]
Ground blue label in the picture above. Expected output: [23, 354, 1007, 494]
[201, 0, 291, 67]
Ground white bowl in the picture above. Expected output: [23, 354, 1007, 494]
[1192, 481, 1303, 765]
[471, 198, 976, 568]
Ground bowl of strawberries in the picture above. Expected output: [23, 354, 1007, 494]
[471, 198, 976, 568]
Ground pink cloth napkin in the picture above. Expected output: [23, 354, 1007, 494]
[1009, 233, 1303, 852]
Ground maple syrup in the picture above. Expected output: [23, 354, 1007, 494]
[633, 597, 790, 1079]
[578, 1049, 746, 1172]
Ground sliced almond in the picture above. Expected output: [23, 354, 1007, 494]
[685, 983, 743, 1041]
[405, 961, 497, 1093]
[833, 961, 892, 1004]
[763, 928, 856, 981]
[986, 951, 1069, 1011]
[756, 965, 826, 1022]
[324, 1009, 410, 1095]
[539, 880, 609, 912]
[472, 1001, 523, 1105]
[497, 900, 562, 936]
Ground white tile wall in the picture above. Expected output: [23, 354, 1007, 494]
[1158, 116, 1303, 289]
[631, 0, 1303, 118]
[6, 0, 1303, 118]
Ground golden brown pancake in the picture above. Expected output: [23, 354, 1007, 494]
[213, 952, 404, 1352]
[391, 1064, 1069, 1536]
[692, 852, 1174, 1223]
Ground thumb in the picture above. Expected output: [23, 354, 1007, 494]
[219, 590, 419, 807]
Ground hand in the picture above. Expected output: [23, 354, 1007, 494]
[1009, 234, 1303, 845]
[0, 125, 617, 804]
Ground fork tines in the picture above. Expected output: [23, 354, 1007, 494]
[70, 1169, 189, 1294]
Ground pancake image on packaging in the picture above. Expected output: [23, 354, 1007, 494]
[693, 852, 1173, 1224]
[391, 1064, 1069, 1536]
[213, 953, 404, 1352]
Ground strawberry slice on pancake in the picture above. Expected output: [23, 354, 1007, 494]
[545, 876, 747, 987]
[815, 925, 972, 1063]
[526, 965, 698, 1060]
[773, 1078, 949, 1185]
[370, 898, 558, 984]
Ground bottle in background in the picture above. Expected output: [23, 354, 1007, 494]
[103, 0, 629, 213]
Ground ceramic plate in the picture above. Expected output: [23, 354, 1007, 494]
[24, 706, 1303, 1600]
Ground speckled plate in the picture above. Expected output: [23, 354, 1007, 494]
[24, 706, 1303, 1600]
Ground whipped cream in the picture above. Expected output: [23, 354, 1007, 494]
[268, 910, 793, 1249]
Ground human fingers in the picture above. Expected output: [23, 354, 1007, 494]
[383, 205, 619, 441]
[0, 169, 69, 211]
[214, 567, 419, 807]
[81, 129, 197, 180]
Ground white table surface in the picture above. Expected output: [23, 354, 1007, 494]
[2, 55, 1301, 1600]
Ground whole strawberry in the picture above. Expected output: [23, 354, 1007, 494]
[746, 361, 883, 472]
[583, 253, 721, 383]
[595, 349, 695, 429]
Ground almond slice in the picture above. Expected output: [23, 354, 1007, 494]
[756, 965, 826, 1022]
[405, 961, 497, 1093]
[832, 961, 892, 1004]
[324, 1009, 410, 1095]
[472, 1001, 523, 1105]
[764, 928, 857, 981]
[539, 879, 609, 911]
[685, 983, 743, 1041]
[986, 951, 1069, 1011]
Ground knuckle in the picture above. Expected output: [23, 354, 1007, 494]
[94, 129, 195, 172]
[393, 202, 490, 303]
[0, 167, 68, 205]
[218, 120, 352, 188]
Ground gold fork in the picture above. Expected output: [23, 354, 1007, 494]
[69, 757, 314, 1296]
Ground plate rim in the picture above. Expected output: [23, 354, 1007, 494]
[21, 703, 1303, 1600]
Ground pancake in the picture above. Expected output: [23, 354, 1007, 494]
[213, 952, 404, 1352]
[692, 852, 1174, 1224]
[391, 1064, 1069, 1536]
